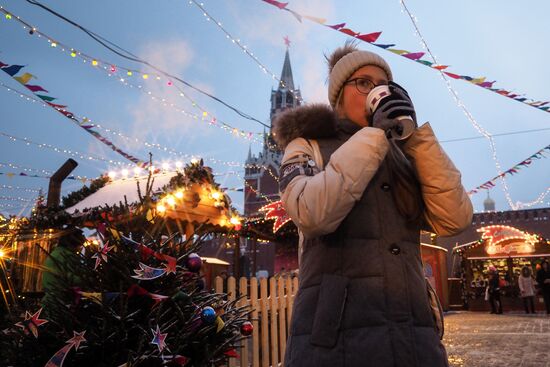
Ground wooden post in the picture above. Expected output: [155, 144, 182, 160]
[234, 237, 241, 279]
[278, 277, 287, 364]
[269, 277, 279, 367]
[286, 276, 294, 335]
[252, 237, 257, 277]
[250, 277, 260, 367]
[260, 278, 269, 367]
[239, 277, 249, 367]
[228, 276, 237, 367]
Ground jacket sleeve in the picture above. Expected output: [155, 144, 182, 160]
[403, 122, 473, 237]
[280, 128, 389, 239]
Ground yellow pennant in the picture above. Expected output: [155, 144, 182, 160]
[14, 73, 34, 85]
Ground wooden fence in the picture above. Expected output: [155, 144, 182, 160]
[214, 275, 299, 367]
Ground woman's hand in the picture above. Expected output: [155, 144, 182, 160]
[371, 81, 418, 136]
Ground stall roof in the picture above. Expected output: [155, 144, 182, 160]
[66, 173, 176, 213]
[202, 256, 230, 266]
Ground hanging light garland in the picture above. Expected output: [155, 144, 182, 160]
[0, 131, 127, 167]
[0, 184, 41, 193]
[188, 0, 303, 104]
[397, 0, 523, 210]
[0, 6, 270, 145]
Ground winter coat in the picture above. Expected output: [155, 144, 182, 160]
[274, 105, 473, 367]
[518, 275, 536, 297]
[536, 268, 550, 293]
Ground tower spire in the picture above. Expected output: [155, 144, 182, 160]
[280, 49, 295, 91]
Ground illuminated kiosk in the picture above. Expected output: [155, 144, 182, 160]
[453, 225, 549, 311]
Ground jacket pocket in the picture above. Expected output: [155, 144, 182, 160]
[426, 279, 444, 339]
[310, 274, 349, 348]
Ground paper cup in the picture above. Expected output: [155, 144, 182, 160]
[366, 85, 391, 114]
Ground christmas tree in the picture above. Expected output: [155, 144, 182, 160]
[0, 160, 250, 366]
[1, 226, 251, 366]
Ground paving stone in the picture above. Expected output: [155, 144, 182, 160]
[443, 312, 550, 367]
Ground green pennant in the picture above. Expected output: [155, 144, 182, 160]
[37, 94, 56, 102]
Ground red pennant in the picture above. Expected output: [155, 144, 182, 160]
[262, 0, 288, 9]
[356, 32, 382, 43]
[46, 102, 68, 109]
[339, 28, 359, 37]
[25, 84, 48, 93]
[432, 65, 449, 70]
[444, 72, 461, 79]
[127, 284, 149, 297]
[327, 22, 346, 30]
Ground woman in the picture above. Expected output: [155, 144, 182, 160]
[536, 260, 550, 314]
[487, 265, 503, 314]
[518, 266, 536, 314]
[274, 42, 473, 367]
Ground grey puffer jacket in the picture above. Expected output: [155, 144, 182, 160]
[274, 104, 472, 367]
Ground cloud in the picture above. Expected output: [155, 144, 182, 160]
[126, 38, 215, 150]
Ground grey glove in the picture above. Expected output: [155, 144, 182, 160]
[371, 81, 417, 138]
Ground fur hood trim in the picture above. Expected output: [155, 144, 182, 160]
[272, 104, 338, 150]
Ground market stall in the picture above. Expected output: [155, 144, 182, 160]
[454, 225, 549, 311]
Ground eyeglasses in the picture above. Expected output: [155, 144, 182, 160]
[344, 77, 387, 95]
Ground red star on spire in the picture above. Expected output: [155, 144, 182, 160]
[283, 35, 291, 48]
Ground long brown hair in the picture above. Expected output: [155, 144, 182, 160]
[386, 139, 425, 224]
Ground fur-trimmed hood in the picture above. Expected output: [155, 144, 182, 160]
[272, 104, 338, 150]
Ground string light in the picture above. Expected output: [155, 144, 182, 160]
[0, 6, 270, 146]
[0, 131, 127, 167]
[515, 187, 550, 209]
[0, 185, 41, 193]
[398, 0, 520, 210]
[189, 0, 303, 104]
[0, 161, 52, 176]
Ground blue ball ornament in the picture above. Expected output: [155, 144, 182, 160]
[201, 306, 217, 324]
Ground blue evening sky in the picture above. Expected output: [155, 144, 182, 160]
[0, 0, 549, 217]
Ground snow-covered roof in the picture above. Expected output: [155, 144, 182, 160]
[66, 173, 177, 214]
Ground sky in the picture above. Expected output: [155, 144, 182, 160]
[0, 0, 549, 217]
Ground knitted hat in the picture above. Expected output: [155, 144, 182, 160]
[328, 44, 393, 108]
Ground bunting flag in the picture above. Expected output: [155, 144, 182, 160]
[468, 144, 550, 195]
[0, 60, 147, 167]
[260, 0, 550, 115]
[44, 331, 86, 367]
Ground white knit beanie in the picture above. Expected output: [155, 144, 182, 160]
[328, 50, 393, 108]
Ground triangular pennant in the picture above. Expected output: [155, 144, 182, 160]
[262, 0, 288, 9]
[356, 32, 382, 43]
[37, 94, 56, 102]
[14, 73, 35, 85]
[443, 72, 461, 79]
[373, 43, 396, 49]
[1, 64, 25, 76]
[327, 22, 346, 30]
[387, 49, 409, 55]
[402, 52, 425, 60]
[287, 9, 302, 22]
[303, 15, 326, 24]
[339, 28, 359, 37]
[25, 84, 49, 93]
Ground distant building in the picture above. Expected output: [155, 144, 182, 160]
[201, 48, 302, 277]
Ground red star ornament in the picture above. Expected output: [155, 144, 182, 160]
[259, 200, 291, 233]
